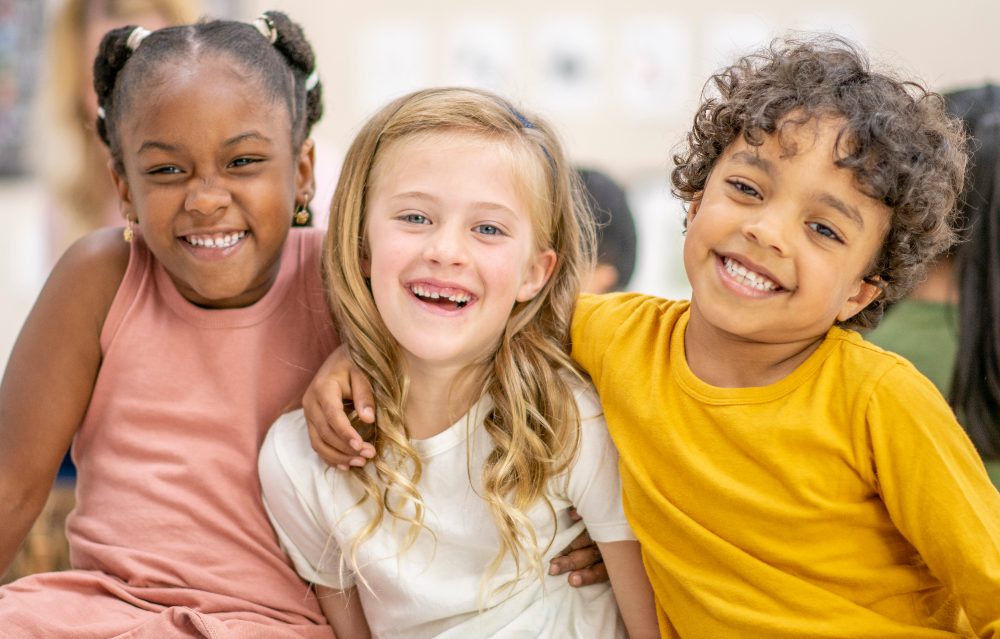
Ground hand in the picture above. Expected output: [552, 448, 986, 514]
[548, 510, 609, 587]
[303, 345, 377, 470]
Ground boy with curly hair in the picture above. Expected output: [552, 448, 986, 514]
[568, 36, 1000, 637]
[307, 35, 1000, 636]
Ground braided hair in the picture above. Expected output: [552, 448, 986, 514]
[93, 10, 322, 175]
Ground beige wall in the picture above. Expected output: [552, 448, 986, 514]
[240, 0, 1000, 299]
[244, 0, 999, 176]
[2, 0, 997, 366]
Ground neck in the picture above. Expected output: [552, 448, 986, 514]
[683, 304, 826, 388]
[402, 359, 485, 440]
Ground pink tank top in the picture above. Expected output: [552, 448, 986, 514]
[66, 228, 338, 633]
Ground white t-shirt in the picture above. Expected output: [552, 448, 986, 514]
[259, 383, 633, 638]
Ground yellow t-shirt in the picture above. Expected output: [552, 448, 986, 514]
[572, 293, 1000, 638]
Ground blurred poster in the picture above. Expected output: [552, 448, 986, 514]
[355, 19, 431, 113]
[535, 17, 601, 115]
[703, 15, 772, 77]
[444, 18, 517, 95]
[617, 16, 692, 118]
[0, 0, 44, 176]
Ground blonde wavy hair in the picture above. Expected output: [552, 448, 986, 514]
[323, 87, 597, 593]
[35, 0, 199, 249]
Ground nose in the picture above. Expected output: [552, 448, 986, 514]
[184, 180, 232, 217]
[422, 223, 469, 267]
[742, 205, 791, 256]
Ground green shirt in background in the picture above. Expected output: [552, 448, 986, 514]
[867, 299, 959, 395]
[867, 299, 999, 487]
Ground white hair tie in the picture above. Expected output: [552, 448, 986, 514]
[305, 70, 319, 91]
[126, 26, 151, 51]
[252, 15, 277, 43]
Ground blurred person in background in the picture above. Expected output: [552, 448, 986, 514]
[35, 0, 201, 261]
[577, 167, 638, 294]
[867, 83, 1000, 487]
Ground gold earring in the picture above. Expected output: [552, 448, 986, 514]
[293, 204, 310, 226]
[123, 218, 135, 243]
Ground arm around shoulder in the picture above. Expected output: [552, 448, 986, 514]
[0, 228, 129, 574]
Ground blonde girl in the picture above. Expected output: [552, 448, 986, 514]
[259, 87, 658, 638]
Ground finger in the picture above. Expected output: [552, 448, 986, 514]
[567, 562, 609, 588]
[306, 426, 362, 469]
[548, 543, 602, 575]
[302, 379, 342, 442]
[559, 529, 594, 554]
[321, 389, 368, 453]
[304, 380, 357, 455]
[349, 367, 377, 424]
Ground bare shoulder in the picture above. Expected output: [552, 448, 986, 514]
[49, 227, 131, 325]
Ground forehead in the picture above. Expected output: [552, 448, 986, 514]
[119, 57, 292, 148]
[372, 130, 546, 212]
[374, 130, 512, 174]
[723, 117, 891, 232]
[724, 117, 859, 191]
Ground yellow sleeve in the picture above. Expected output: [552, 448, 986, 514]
[571, 293, 658, 387]
[867, 364, 1000, 637]
[570, 294, 611, 384]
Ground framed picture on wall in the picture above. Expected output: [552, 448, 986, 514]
[0, 0, 44, 176]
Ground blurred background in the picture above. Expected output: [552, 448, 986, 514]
[1, 0, 998, 372]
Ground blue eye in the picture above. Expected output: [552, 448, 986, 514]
[474, 224, 503, 236]
[808, 222, 842, 242]
[401, 213, 430, 224]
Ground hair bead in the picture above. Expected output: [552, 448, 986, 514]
[125, 26, 151, 51]
[252, 15, 277, 43]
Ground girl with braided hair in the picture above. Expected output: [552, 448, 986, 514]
[0, 11, 339, 637]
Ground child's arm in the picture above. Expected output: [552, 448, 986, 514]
[599, 540, 659, 639]
[868, 367, 1000, 636]
[314, 585, 372, 639]
[0, 229, 128, 574]
[301, 345, 376, 470]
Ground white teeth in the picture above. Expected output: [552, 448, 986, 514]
[410, 284, 472, 305]
[723, 257, 778, 291]
[185, 231, 247, 248]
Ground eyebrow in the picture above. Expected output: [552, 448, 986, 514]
[730, 150, 774, 176]
[817, 193, 865, 229]
[389, 191, 519, 216]
[729, 150, 864, 229]
[136, 131, 273, 155]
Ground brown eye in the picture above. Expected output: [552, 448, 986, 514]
[808, 222, 843, 242]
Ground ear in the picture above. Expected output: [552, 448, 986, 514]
[295, 138, 316, 199]
[109, 160, 137, 222]
[516, 249, 557, 302]
[360, 246, 371, 278]
[836, 276, 884, 323]
[685, 193, 703, 226]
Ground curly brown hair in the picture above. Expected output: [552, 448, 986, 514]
[672, 34, 968, 330]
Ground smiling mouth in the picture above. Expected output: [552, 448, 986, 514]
[409, 284, 473, 309]
[722, 256, 783, 292]
[182, 231, 248, 248]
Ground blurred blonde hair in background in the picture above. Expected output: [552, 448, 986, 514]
[34, 0, 201, 256]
